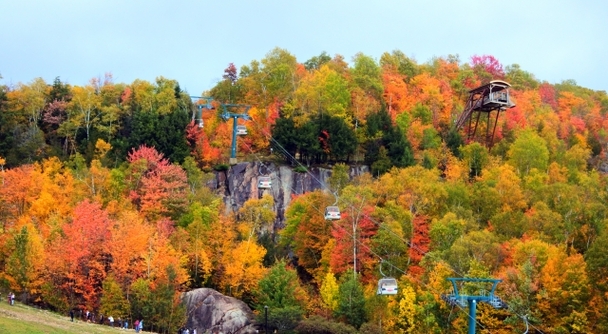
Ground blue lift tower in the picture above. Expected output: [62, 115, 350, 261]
[441, 277, 507, 334]
[190, 96, 214, 128]
[220, 104, 251, 165]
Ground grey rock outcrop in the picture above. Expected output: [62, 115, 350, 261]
[598, 160, 608, 173]
[212, 161, 368, 232]
[182, 288, 258, 334]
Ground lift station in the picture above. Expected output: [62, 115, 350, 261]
[454, 80, 515, 149]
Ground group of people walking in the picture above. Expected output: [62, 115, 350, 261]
[68, 308, 144, 332]
[5, 290, 149, 333]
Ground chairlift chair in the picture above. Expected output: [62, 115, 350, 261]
[489, 296, 507, 309]
[324, 206, 341, 220]
[258, 176, 272, 189]
[377, 277, 398, 295]
[236, 125, 247, 135]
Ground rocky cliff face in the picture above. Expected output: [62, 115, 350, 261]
[211, 161, 368, 232]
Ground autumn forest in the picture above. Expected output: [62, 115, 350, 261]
[1, 47, 608, 333]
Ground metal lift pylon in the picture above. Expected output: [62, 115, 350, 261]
[441, 278, 507, 334]
[220, 104, 251, 165]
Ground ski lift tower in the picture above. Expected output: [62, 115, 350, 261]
[441, 277, 507, 334]
[190, 96, 214, 128]
[454, 80, 515, 149]
[221, 104, 251, 165]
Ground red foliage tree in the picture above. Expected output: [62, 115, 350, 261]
[120, 86, 132, 105]
[570, 116, 586, 134]
[539, 82, 558, 111]
[127, 145, 188, 221]
[267, 99, 282, 127]
[223, 63, 238, 84]
[319, 130, 330, 154]
[504, 105, 527, 132]
[408, 215, 430, 277]
[330, 206, 378, 282]
[45, 199, 112, 309]
[42, 100, 68, 126]
[471, 54, 505, 80]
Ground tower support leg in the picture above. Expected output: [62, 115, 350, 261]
[468, 299, 477, 334]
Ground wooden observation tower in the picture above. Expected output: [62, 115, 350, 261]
[454, 80, 515, 149]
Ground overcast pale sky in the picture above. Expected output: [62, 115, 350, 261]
[1, 0, 606, 94]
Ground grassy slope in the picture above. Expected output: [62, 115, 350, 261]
[0, 301, 140, 334]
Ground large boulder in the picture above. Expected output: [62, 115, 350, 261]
[182, 288, 258, 334]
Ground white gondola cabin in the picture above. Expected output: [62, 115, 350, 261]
[324, 206, 341, 220]
[377, 277, 398, 295]
[258, 176, 272, 189]
[236, 125, 247, 135]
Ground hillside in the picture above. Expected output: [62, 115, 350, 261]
[0, 301, 133, 334]
[1, 48, 608, 333]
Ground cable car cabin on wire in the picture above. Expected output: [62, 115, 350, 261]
[324, 206, 341, 220]
[236, 125, 247, 135]
[258, 176, 272, 189]
[377, 277, 398, 295]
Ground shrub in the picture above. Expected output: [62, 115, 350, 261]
[294, 315, 357, 334]
[213, 163, 230, 171]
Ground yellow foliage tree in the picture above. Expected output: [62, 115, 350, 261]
[4, 223, 45, 300]
[389, 283, 418, 334]
[237, 194, 276, 241]
[320, 271, 339, 312]
[184, 216, 214, 286]
[291, 64, 351, 125]
[537, 247, 590, 333]
[220, 240, 267, 299]
[28, 157, 78, 225]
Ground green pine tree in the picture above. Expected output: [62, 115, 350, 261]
[335, 270, 367, 329]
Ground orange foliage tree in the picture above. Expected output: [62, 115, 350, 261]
[0, 165, 43, 231]
[382, 70, 410, 122]
[186, 121, 222, 167]
[557, 91, 587, 140]
[107, 210, 154, 294]
[281, 190, 335, 284]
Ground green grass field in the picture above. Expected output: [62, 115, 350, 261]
[0, 300, 138, 334]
